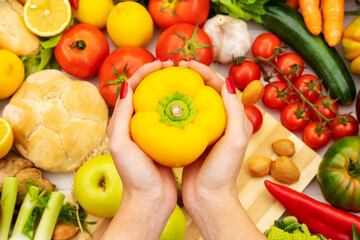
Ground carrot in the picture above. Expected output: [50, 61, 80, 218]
[323, 0, 345, 47]
[285, 0, 300, 10]
[299, 0, 322, 35]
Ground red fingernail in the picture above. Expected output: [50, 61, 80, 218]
[189, 57, 200, 62]
[152, 58, 161, 62]
[163, 57, 174, 62]
[225, 78, 236, 94]
[120, 81, 128, 99]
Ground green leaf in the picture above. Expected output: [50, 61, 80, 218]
[353, 224, 360, 240]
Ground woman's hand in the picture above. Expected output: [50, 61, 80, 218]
[102, 59, 178, 240]
[179, 59, 266, 240]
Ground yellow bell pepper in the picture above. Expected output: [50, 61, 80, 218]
[130, 67, 226, 167]
[342, 16, 360, 76]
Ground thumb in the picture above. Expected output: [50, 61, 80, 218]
[221, 78, 253, 147]
[107, 81, 134, 144]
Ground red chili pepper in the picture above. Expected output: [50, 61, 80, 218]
[264, 180, 360, 240]
[70, 0, 78, 10]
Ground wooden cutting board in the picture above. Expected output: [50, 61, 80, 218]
[70, 92, 322, 240]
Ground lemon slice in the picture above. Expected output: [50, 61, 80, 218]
[0, 118, 13, 159]
[24, 0, 71, 37]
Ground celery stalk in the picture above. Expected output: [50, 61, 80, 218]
[33, 191, 65, 240]
[9, 186, 41, 240]
[0, 177, 19, 240]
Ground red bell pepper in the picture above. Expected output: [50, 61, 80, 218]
[70, 0, 78, 9]
[264, 180, 360, 240]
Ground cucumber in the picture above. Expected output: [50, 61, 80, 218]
[261, 0, 356, 105]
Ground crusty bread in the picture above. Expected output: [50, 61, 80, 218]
[2, 70, 109, 172]
[0, 0, 40, 56]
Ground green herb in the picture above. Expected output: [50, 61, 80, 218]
[210, 0, 269, 23]
[21, 18, 75, 78]
[57, 202, 96, 234]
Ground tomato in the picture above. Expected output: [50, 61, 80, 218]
[99, 47, 155, 106]
[275, 52, 304, 82]
[156, 23, 213, 65]
[262, 81, 292, 109]
[293, 74, 322, 102]
[244, 104, 263, 134]
[228, 61, 261, 91]
[54, 23, 109, 79]
[251, 33, 282, 60]
[330, 114, 359, 140]
[302, 121, 331, 150]
[310, 96, 338, 120]
[281, 102, 310, 131]
[148, 0, 209, 30]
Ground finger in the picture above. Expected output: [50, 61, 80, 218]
[108, 83, 134, 145]
[161, 59, 175, 69]
[220, 80, 253, 147]
[127, 60, 163, 89]
[178, 59, 189, 68]
[188, 60, 223, 93]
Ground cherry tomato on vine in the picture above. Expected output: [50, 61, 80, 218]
[262, 81, 292, 109]
[228, 61, 261, 91]
[156, 23, 213, 65]
[244, 104, 263, 134]
[148, 0, 210, 30]
[99, 47, 155, 106]
[54, 23, 109, 79]
[302, 121, 331, 150]
[330, 114, 359, 140]
[281, 102, 310, 131]
[310, 96, 338, 120]
[293, 74, 322, 103]
[275, 52, 304, 82]
[251, 33, 282, 61]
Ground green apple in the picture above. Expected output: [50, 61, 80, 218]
[160, 204, 186, 240]
[74, 154, 123, 218]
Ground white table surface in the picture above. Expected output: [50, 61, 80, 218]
[1, 0, 360, 219]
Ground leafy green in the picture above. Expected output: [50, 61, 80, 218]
[21, 18, 75, 79]
[57, 202, 96, 234]
[210, 0, 269, 23]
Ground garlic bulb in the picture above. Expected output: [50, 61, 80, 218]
[203, 14, 252, 64]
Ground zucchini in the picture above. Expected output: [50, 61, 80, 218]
[261, 0, 356, 105]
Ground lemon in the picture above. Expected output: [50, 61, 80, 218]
[24, 0, 71, 37]
[0, 50, 24, 100]
[106, 1, 154, 48]
[0, 118, 14, 159]
[73, 0, 114, 29]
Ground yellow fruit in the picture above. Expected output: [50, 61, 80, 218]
[0, 49, 24, 99]
[107, 1, 154, 48]
[24, 0, 71, 37]
[73, 0, 114, 29]
[0, 118, 14, 159]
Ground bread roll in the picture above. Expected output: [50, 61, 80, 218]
[0, 0, 40, 56]
[2, 70, 109, 172]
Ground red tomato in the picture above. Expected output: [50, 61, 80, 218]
[262, 81, 292, 109]
[275, 52, 304, 82]
[302, 122, 331, 150]
[228, 61, 261, 91]
[281, 102, 311, 131]
[330, 114, 359, 140]
[293, 74, 322, 102]
[310, 96, 338, 120]
[54, 23, 109, 79]
[148, 0, 210, 30]
[99, 47, 155, 107]
[156, 23, 213, 65]
[251, 33, 282, 60]
[244, 104, 263, 134]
